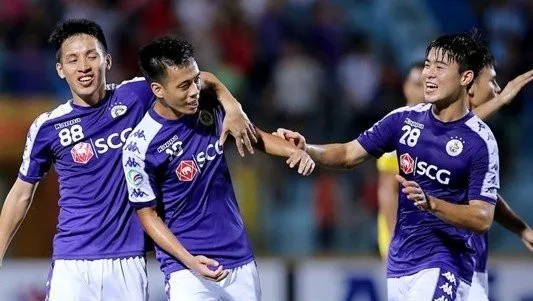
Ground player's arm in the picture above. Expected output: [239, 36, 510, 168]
[200, 71, 257, 157]
[0, 179, 38, 267]
[273, 129, 371, 169]
[135, 207, 228, 281]
[251, 128, 315, 175]
[397, 175, 495, 233]
[472, 69, 533, 120]
[494, 194, 533, 252]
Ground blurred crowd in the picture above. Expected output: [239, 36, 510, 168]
[1, 0, 533, 256]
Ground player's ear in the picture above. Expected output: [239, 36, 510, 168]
[461, 70, 474, 87]
[467, 79, 477, 97]
[105, 54, 112, 71]
[150, 82, 165, 99]
[56, 62, 66, 79]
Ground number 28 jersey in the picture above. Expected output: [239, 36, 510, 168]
[18, 78, 154, 260]
[357, 103, 499, 283]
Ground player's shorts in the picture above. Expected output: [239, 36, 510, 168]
[387, 268, 470, 301]
[46, 256, 148, 301]
[165, 260, 261, 301]
[467, 271, 489, 301]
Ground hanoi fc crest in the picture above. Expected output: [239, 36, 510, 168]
[446, 137, 464, 157]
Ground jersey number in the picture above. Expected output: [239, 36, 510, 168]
[59, 125, 85, 146]
[399, 125, 420, 147]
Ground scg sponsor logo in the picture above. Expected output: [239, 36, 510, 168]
[399, 153, 451, 185]
[94, 128, 133, 154]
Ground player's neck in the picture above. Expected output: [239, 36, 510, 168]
[71, 85, 107, 107]
[431, 95, 469, 123]
[154, 99, 185, 120]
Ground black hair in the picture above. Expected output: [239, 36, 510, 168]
[139, 36, 195, 83]
[425, 31, 492, 80]
[48, 19, 108, 62]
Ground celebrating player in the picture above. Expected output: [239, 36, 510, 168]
[122, 36, 314, 301]
[0, 19, 255, 300]
[276, 33, 500, 300]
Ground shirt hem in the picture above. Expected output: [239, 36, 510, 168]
[163, 255, 255, 277]
[387, 263, 472, 285]
[52, 251, 146, 261]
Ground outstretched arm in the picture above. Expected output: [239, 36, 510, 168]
[252, 128, 315, 176]
[473, 69, 533, 120]
[495, 194, 533, 252]
[0, 179, 39, 267]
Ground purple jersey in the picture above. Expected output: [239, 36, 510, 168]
[122, 94, 254, 277]
[357, 103, 499, 283]
[471, 233, 489, 272]
[19, 78, 154, 260]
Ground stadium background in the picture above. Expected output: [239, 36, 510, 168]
[0, 0, 532, 300]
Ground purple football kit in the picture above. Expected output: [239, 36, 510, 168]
[357, 103, 499, 300]
[19, 78, 155, 299]
[122, 94, 254, 277]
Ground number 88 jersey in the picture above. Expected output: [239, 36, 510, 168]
[18, 78, 155, 260]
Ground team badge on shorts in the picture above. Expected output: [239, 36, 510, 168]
[446, 137, 464, 157]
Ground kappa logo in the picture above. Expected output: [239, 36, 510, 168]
[175, 160, 198, 182]
[131, 188, 148, 198]
[71, 142, 94, 164]
[125, 157, 140, 168]
[110, 103, 128, 118]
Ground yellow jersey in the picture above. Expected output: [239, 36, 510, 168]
[376, 151, 398, 259]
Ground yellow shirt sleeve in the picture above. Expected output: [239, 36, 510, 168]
[376, 151, 399, 174]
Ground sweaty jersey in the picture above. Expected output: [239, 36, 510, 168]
[122, 94, 254, 277]
[19, 78, 154, 260]
[357, 103, 499, 283]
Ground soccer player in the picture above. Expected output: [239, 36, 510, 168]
[465, 56, 533, 300]
[0, 19, 256, 300]
[376, 61, 425, 259]
[276, 33, 501, 300]
[122, 36, 315, 300]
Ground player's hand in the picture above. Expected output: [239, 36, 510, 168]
[521, 228, 533, 253]
[186, 255, 229, 282]
[396, 175, 432, 211]
[272, 128, 306, 150]
[498, 69, 533, 105]
[286, 149, 315, 176]
[220, 105, 258, 157]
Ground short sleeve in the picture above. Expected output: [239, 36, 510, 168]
[468, 142, 499, 204]
[122, 138, 158, 209]
[18, 113, 53, 183]
[357, 109, 402, 158]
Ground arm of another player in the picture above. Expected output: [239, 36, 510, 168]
[472, 69, 533, 120]
[396, 175, 495, 234]
[273, 128, 371, 169]
[0, 179, 38, 268]
[200, 71, 258, 157]
[494, 194, 533, 252]
[136, 207, 228, 281]
[250, 128, 315, 175]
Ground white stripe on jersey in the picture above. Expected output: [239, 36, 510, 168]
[368, 103, 431, 132]
[122, 113, 162, 204]
[107, 77, 146, 91]
[465, 116, 500, 199]
[20, 102, 73, 176]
